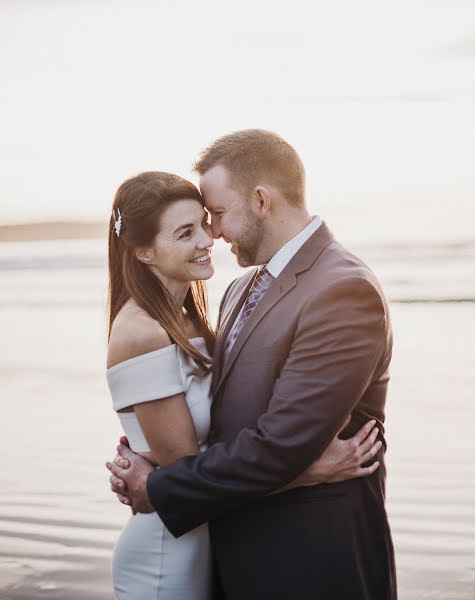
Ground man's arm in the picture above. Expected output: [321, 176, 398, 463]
[147, 277, 389, 537]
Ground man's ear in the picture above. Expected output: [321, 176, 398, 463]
[252, 185, 272, 217]
[135, 247, 153, 265]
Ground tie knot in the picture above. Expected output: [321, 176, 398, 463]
[258, 266, 271, 278]
[252, 266, 273, 293]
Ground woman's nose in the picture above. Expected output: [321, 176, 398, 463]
[197, 227, 214, 249]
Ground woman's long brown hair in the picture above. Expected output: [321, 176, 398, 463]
[107, 171, 215, 371]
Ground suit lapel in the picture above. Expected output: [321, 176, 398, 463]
[214, 222, 335, 397]
[215, 268, 297, 396]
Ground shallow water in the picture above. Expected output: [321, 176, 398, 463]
[1, 238, 474, 599]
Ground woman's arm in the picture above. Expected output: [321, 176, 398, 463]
[133, 394, 199, 468]
[272, 418, 381, 494]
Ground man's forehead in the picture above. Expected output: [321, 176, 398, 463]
[199, 164, 230, 192]
[200, 181, 226, 210]
[199, 185, 215, 208]
[202, 195, 222, 212]
[202, 191, 237, 213]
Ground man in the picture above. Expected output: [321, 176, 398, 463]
[108, 130, 397, 599]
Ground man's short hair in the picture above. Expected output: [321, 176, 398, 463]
[193, 129, 305, 207]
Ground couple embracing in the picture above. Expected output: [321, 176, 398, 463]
[105, 129, 397, 599]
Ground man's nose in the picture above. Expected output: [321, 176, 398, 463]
[210, 217, 222, 239]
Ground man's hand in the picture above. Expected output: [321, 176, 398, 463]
[291, 417, 382, 488]
[106, 443, 156, 514]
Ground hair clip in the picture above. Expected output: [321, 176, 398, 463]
[114, 208, 122, 237]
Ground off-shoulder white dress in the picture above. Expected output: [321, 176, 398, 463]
[106, 338, 213, 600]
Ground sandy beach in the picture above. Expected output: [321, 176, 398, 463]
[1, 234, 474, 599]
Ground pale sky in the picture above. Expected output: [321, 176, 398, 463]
[1, 0, 474, 241]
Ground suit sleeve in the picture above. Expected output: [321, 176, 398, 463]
[146, 276, 390, 537]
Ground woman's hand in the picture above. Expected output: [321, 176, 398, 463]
[113, 437, 157, 469]
[277, 418, 382, 493]
[109, 436, 157, 514]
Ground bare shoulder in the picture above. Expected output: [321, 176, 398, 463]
[107, 300, 172, 369]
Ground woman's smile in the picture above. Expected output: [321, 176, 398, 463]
[189, 252, 212, 266]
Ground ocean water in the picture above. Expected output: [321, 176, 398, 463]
[1, 236, 474, 599]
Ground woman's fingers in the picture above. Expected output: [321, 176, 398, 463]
[356, 461, 380, 477]
[116, 457, 130, 469]
[352, 420, 377, 445]
[327, 458, 380, 483]
[117, 493, 131, 505]
[109, 473, 126, 493]
[357, 426, 380, 457]
[344, 460, 381, 481]
[359, 440, 383, 465]
[112, 453, 130, 469]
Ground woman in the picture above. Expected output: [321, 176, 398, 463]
[106, 171, 381, 599]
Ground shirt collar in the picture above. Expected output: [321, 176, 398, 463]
[265, 215, 322, 279]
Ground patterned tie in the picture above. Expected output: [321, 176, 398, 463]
[223, 266, 274, 362]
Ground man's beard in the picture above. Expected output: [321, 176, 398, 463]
[235, 212, 264, 267]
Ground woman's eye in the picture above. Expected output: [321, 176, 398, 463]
[180, 230, 192, 239]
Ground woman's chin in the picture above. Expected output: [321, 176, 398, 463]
[202, 265, 214, 280]
[189, 263, 214, 281]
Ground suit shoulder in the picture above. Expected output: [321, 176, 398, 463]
[301, 242, 389, 317]
[315, 241, 385, 293]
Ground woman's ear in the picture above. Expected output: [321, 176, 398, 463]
[135, 247, 153, 265]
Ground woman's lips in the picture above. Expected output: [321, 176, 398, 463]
[190, 254, 211, 265]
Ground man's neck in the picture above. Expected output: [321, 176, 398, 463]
[265, 210, 314, 258]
